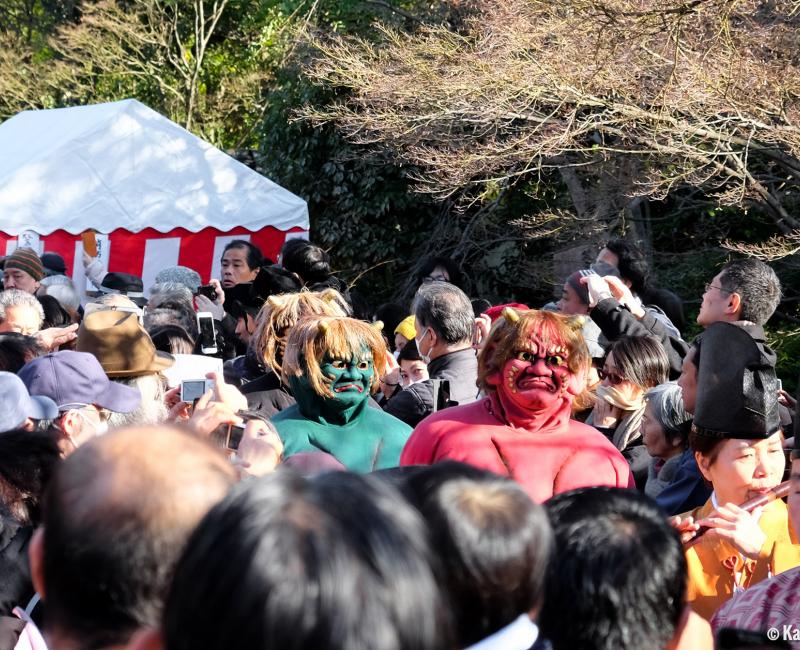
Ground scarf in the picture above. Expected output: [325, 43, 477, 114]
[589, 385, 646, 450]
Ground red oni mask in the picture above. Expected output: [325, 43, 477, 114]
[484, 314, 587, 430]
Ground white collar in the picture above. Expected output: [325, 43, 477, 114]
[464, 615, 539, 650]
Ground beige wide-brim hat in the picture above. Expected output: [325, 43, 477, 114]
[77, 309, 175, 378]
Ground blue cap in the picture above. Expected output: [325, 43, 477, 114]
[0, 371, 58, 432]
[18, 351, 141, 413]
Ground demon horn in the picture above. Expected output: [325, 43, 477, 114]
[502, 307, 520, 323]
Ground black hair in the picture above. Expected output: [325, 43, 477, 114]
[604, 239, 649, 295]
[719, 258, 781, 326]
[471, 298, 492, 318]
[416, 256, 465, 291]
[149, 324, 195, 356]
[280, 239, 332, 285]
[251, 264, 302, 300]
[399, 462, 552, 647]
[163, 470, 453, 650]
[541, 487, 686, 650]
[37, 294, 71, 329]
[223, 240, 263, 271]
[0, 332, 45, 373]
[0, 428, 60, 526]
[347, 288, 372, 322]
[608, 336, 670, 390]
[397, 339, 423, 364]
[374, 302, 407, 351]
[413, 281, 474, 345]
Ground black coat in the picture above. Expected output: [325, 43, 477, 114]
[384, 347, 479, 427]
[590, 297, 689, 379]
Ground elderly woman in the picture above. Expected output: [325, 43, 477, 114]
[586, 336, 670, 488]
[642, 382, 692, 500]
[674, 322, 800, 621]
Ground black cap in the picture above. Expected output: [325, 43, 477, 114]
[40, 252, 67, 276]
[100, 272, 146, 307]
[693, 322, 781, 439]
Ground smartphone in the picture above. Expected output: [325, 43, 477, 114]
[196, 311, 218, 355]
[777, 379, 783, 393]
[180, 378, 214, 403]
[226, 410, 270, 450]
[195, 284, 217, 301]
[227, 423, 245, 451]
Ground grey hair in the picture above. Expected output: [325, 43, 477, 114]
[44, 283, 81, 312]
[412, 281, 474, 345]
[106, 373, 168, 428]
[0, 289, 44, 328]
[148, 283, 194, 309]
[39, 274, 74, 289]
[644, 382, 692, 443]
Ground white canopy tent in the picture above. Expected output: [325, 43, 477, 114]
[0, 98, 308, 234]
[0, 99, 309, 287]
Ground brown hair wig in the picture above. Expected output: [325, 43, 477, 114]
[282, 316, 387, 398]
[250, 289, 349, 374]
[478, 309, 589, 393]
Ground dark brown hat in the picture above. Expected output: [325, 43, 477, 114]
[77, 310, 174, 378]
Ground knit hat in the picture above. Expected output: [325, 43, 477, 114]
[155, 266, 202, 294]
[394, 315, 417, 340]
[5, 248, 44, 281]
[484, 303, 529, 323]
[565, 272, 590, 305]
[40, 252, 67, 276]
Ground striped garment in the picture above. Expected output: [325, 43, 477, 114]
[712, 565, 800, 648]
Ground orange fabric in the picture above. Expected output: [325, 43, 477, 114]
[683, 498, 800, 620]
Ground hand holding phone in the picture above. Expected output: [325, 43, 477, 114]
[196, 312, 218, 355]
[195, 284, 217, 301]
[180, 378, 215, 403]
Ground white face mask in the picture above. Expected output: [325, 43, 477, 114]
[76, 409, 108, 437]
[415, 328, 432, 365]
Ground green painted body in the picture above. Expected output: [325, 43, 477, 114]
[271, 352, 412, 471]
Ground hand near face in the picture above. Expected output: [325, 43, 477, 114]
[581, 274, 613, 308]
[695, 503, 767, 559]
[592, 396, 623, 428]
[603, 276, 645, 318]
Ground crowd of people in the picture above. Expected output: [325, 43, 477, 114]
[0, 235, 797, 650]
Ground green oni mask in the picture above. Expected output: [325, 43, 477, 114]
[290, 349, 375, 425]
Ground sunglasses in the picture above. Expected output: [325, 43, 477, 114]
[598, 367, 626, 386]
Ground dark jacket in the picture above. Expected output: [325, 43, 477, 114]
[0, 512, 33, 618]
[385, 347, 479, 427]
[590, 297, 689, 379]
[242, 370, 296, 419]
[654, 449, 712, 517]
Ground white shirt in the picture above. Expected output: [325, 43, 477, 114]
[464, 615, 539, 650]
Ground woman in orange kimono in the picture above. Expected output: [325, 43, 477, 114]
[673, 322, 800, 621]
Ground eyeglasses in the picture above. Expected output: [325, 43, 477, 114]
[598, 367, 626, 386]
[704, 282, 731, 295]
[422, 275, 449, 284]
